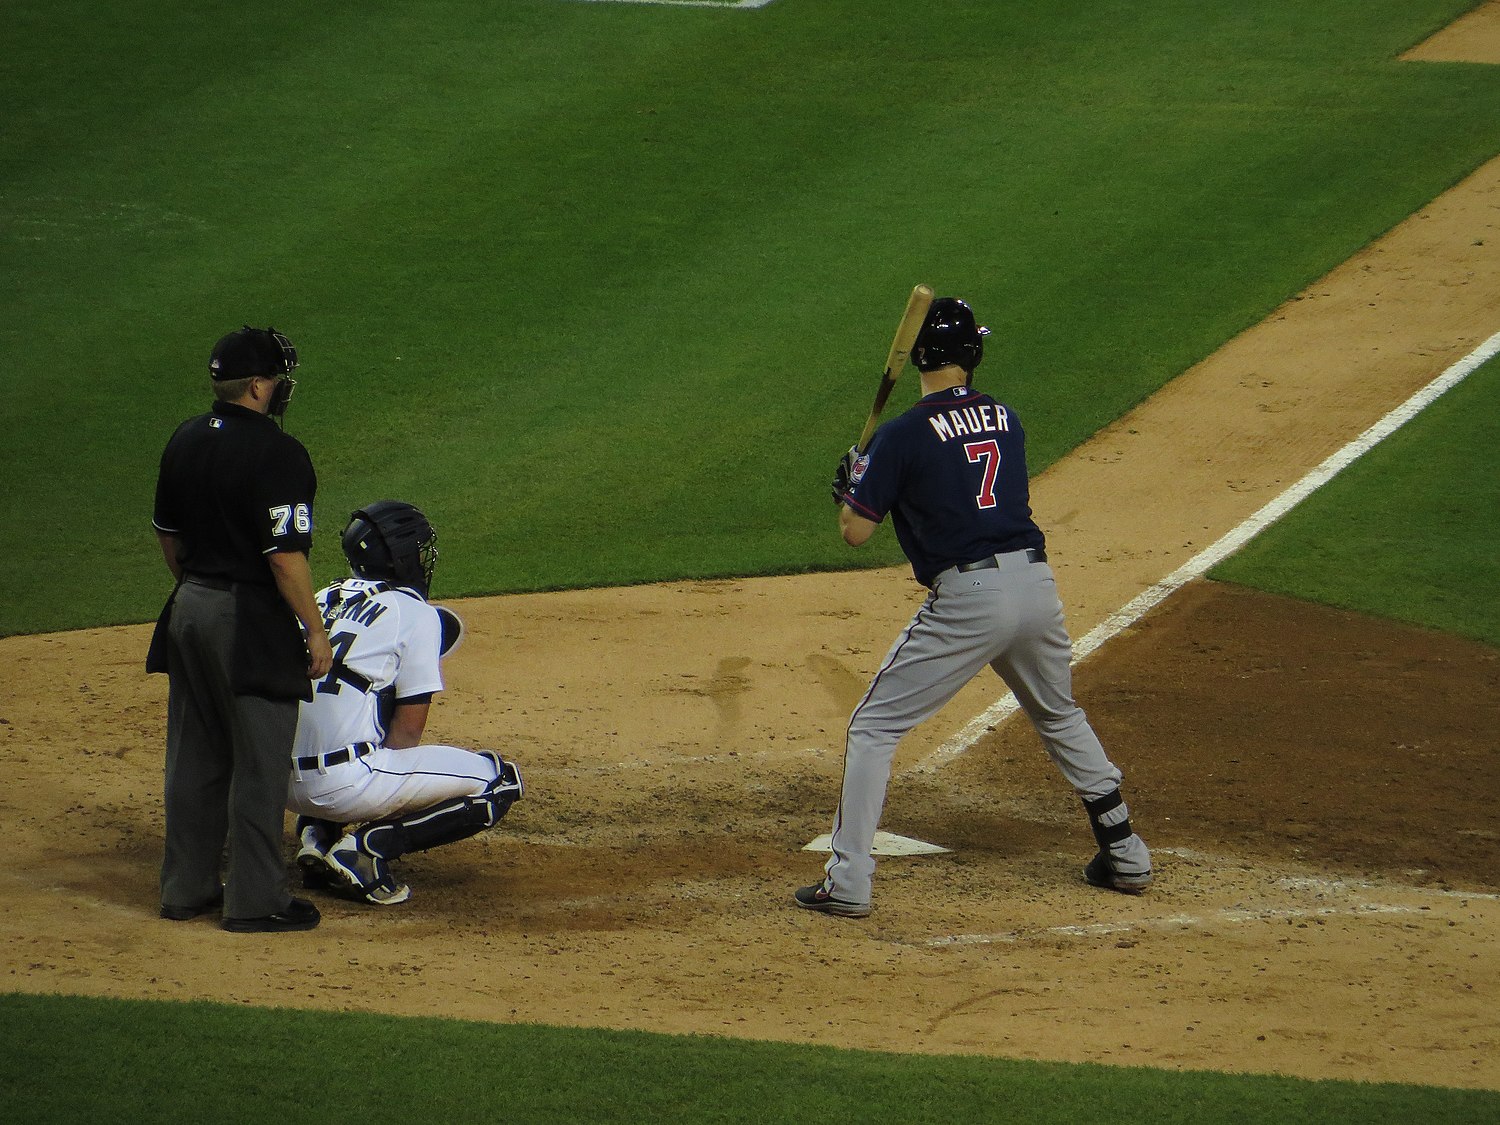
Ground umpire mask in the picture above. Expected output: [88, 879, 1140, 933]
[266, 373, 297, 417]
[262, 328, 299, 417]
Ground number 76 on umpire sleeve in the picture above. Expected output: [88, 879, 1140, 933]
[269, 503, 313, 536]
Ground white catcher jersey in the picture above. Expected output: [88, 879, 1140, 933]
[293, 578, 444, 757]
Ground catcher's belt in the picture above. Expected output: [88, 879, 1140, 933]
[295, 742, 378, 772]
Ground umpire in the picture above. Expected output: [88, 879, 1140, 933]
[148, 325, 332, 933]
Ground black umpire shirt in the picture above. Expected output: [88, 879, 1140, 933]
[150, 400, 318, 699]
[153, 401, 316, 583]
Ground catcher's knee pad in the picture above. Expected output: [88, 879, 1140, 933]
[363, 756, 523, 860]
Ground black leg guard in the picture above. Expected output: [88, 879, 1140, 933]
[1080, 789, 1153, 892]
[1081, 789, 1134, 851]
[362, 759, 523, 861]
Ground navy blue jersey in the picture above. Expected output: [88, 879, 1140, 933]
[845, 385, 1044, 587]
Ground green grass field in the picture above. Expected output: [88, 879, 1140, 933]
[4, 0, 1499, 1119]
[4, 993, 1498, 1125]
[1212, 351, 1500, 647]
[4, 0, 1500, 634]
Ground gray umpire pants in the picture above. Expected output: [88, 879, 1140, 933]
[825, 548, 1136, 906]
[162, 581, 298, 919]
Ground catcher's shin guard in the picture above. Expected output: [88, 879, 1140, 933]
[362, 758, 524, 861]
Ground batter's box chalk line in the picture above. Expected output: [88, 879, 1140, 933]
[919, 901, 1429, 948]
[906, 325, 1500, 778]
[802, 831, 952, 856]
[1161, 846, 1500, 901]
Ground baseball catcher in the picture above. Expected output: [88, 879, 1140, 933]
[287, 500, 523, 905]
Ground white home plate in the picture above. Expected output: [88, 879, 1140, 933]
[802, 832, 951, 856]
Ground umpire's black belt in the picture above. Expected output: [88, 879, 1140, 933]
[183, 573, 235, 591]
[295, 742, 377, 771]
[958, 548, 1047, 572]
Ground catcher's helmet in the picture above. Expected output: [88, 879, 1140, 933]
[911, 298, 989, 374]
[342, 500, 438, 597]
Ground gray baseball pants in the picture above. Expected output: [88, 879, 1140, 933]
[824, 548, 1146, 906]
[162, 581, 298, 919]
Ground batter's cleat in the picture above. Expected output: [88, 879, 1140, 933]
[793, 882, 872, 919]
[1083, 851, 1153, 894]
[326, 830, 412, 906]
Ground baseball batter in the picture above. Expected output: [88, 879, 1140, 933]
[795, 297, 1152, 918]
[288, 500, 523, 905]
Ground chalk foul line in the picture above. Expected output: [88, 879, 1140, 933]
[907, 327, 1500, 775]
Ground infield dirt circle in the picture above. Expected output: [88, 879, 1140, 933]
[5, 13, 1500, 1094]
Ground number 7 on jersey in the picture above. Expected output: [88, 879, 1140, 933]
[965, 439, 1000, 509]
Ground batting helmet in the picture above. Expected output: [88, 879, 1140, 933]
[911, 298, 989, 374]
[342, 501, 439, 597]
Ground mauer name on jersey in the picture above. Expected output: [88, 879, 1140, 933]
[927, 403, 1010, 442]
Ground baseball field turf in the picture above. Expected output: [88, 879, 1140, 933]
[4, 0, 1500, 636]
[4, 991, 1500, 1124]
[4, 0, 1499, 1120]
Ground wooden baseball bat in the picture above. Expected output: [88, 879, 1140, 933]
[856, 283, 934, 452]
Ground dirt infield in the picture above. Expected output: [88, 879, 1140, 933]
[4, 15, 1499, 1094]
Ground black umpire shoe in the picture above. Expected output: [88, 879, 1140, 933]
[221, 897, 321, 933]
[159, 889, 224, 921]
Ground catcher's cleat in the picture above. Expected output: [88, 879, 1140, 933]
[295, 817, 338, 890]
[326, 830, 412, 906]
[793, 882, 872, 919]
[1083, 851, 1153, 894]
[298, 853, 337, 891]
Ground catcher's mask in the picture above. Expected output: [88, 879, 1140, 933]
[912, 297, 989, 375]
[209, 325, 300, 416]
[342, 500, 438, 597]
